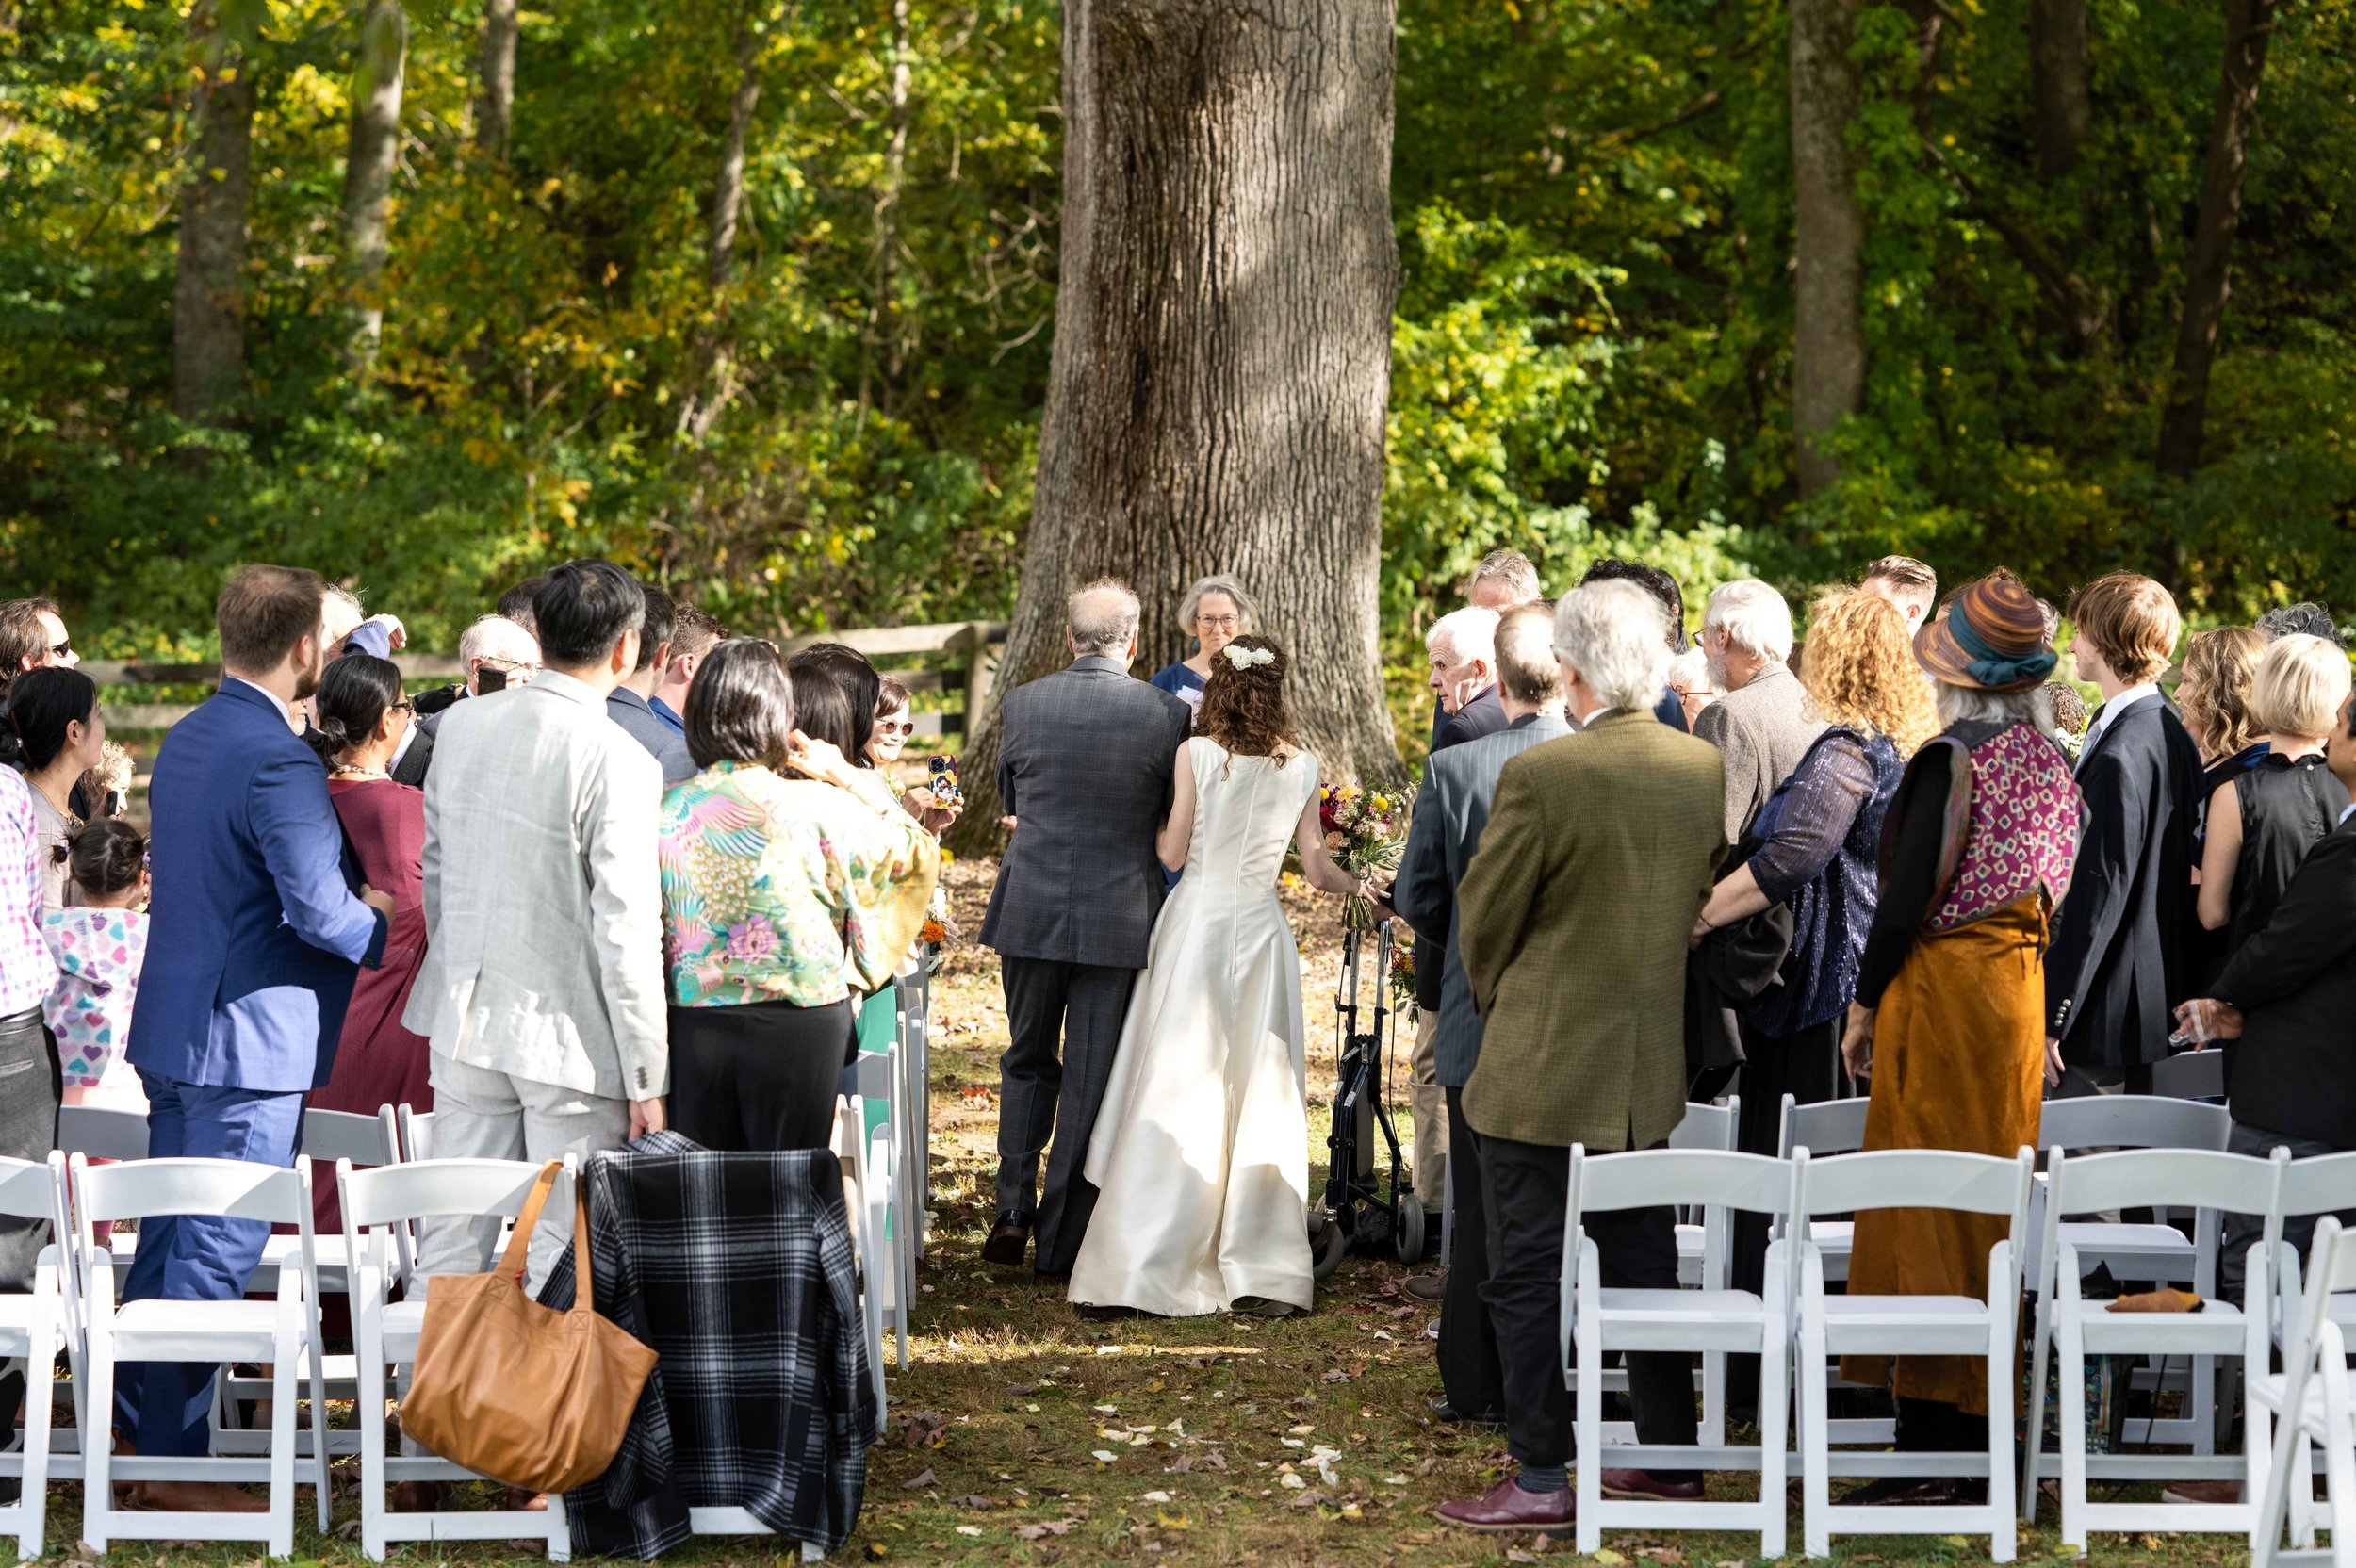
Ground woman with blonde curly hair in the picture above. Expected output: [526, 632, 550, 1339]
[2176, 626, 2268, 989]
[1069, 634, 1373, 1321]
[1693, 589, 1932, 1393]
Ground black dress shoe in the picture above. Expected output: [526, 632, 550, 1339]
[1427, 1395, 1506, 1428]
[980, 1217, 1030, 1266]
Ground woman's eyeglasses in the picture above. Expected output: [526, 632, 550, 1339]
[1196, 615, 1241, 633]
[876, 719, 917, 738]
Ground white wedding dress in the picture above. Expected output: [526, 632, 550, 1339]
[1069, 738, 1320, 1316]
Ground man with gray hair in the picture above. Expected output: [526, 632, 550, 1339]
[1394, 600, 1570, 1420]
[1407, 604, 1511, 1236]
[1693, 579, 1824, 842]
[1439, 578, 1727, 1528]
[1468, 549, 1543, 612]
[980, 580, 1191, 1279]
[395, 614, 543, 787]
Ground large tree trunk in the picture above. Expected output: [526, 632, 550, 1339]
[172, 36, 256, 424]
[956, 0, 1402, 848]
[2030, 0, 2091, 184]
[861, 0, 914, 411]
[2156, 0, 2277, 480]
[474, 0, 517, 158]
[1789, 0, 1867, 499]
[674, 8, 762, 446]
[341, 0, 407, 362]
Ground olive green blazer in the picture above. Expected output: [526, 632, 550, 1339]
[1457, 708, 1728, 1151]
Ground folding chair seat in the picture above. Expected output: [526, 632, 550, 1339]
[1567, 1145, 1793, 1558]
[2037, 1094, 2236, 1455]
[2022, 1145, 2283, 1548]
[336, 1155, 573, 1562]
[74, 1154, 333, 1559]
[1789, 1146, 2033, 1560]
[2250, 1217, 2356, 1567]
[0, 1155, 82, 1559]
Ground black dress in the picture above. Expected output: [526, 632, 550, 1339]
[2227, 752, 2349, 951]
[2185, 743, 2268, 992]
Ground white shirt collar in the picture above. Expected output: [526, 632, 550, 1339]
[1574, 701, 1613, 730]
[2341, 800, 2356, 827]
[2086, 683, 2160, 747]
[223, 675, 294, 727]
[388, 718, 419, 772]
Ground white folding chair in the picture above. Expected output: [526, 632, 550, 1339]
[2022, 1146, 2284, 1546]
[0, 1155, 81, 1559]
[74, 1153, 332, 1558]
[2037, 1094, 2235, 1456]
[1566, 1145, 1792, 1558]
[2236, 1151, 2356, 1552]
[850, 1048, 908, 1374]
[1776, 1096, 1870, 1282]
[1664, 1099, 1739, 1446]
[1792, 1146, 2034, 1560]
[2152, 1049, 2227, 1102]
[54, 1105, 149, 1162]
[2251, 1217, 2356, 1568]
[337, 1156, 573, 1562]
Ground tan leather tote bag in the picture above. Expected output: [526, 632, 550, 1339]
[402, 1159, 658, 1494]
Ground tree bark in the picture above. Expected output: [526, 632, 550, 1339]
[707, 9, 762, 293]
[474, 0, 517, 159]
[2156, 0, 2277, 480]
[955, 0, 1403, 849]
[341, 0, 407, 363]
[861, 0, 914, 410]
[172, 37, 256, 424]
[2029, 0, 2091, 184]
[1789, 0, 1867, 499]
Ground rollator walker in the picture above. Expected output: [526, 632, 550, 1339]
[1311, 922, 1422, 1279]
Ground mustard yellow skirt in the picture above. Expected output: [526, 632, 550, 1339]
[1841, 895, 2047, 1413]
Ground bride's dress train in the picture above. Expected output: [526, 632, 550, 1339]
[1068, 739, 1319, 1316]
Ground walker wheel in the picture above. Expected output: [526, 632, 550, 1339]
[1393, 1198, 1426, 1265]
[1312, 1215, 1348, 1282]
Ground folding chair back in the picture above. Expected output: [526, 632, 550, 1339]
[1572, 1146, 1792, 1220]
[73, 1155, 310, 1234]
[396, 1103, 434, 1162]
[337, 1155, 558, 1285]
[1793, 1146, 2034, 1232]
[56, 1104, 148, 1161]
[303, 1104, 400, 1168]
[2037, 1093, 2233, 1154]
[1668, 1097, 1740, 1152]
[2277, 1151, 2356, 1220]
[2046, 1146, 2283, 1226]
[1778, 1093, 1868, 1160]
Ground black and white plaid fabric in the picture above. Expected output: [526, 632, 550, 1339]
[539, 1132, 875, 1558]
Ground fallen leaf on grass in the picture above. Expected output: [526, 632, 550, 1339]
[1286, 1489, 1330, 1510]
[949, 1494, 996, 1510]
[900, 1468, 936, 1491]
[1279, 1474, 1308, 1490]
[1090, 1450, 1120, 1463]
[954, 1526, 983, 1537]
[1593, 1551, 1628, 1565]
[1508, 1552, 1540, 1565]
[1154, 1511, 1191, 1529]
[1013, 1518, 1080, 1540]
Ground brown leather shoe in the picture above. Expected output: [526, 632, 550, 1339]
[132, 1478, 270, 1513]
[1600, 1467, 1705, 1501]
[1403, 1269, 1448, 1302]
[1437, 1475, 1575, 1532]
[981, 1217, 1030, 1266]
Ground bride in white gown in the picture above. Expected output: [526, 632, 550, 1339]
[1070, 635, 1377, 1318]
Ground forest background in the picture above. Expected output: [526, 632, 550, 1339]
[5, 0, 2352, 731]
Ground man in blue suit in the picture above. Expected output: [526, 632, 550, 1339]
[120, 564, 390, 1511]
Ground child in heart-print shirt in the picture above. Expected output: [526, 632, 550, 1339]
[41, 817, 149, 1110]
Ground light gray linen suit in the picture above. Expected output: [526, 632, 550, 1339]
[404, 670, 668, 1283]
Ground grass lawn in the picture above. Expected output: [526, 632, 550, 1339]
[32, 858, 2259, 1565]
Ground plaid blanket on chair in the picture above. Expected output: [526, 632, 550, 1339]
[539, 1132, 875, 1558]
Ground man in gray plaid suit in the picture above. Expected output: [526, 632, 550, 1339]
[979, 580, 1191, 1279]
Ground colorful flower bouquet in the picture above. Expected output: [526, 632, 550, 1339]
[1389, 939, 1417, 1015]
[1317, 780, 1408, 931]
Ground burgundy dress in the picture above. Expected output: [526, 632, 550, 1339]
[317, 777, 433, 1234]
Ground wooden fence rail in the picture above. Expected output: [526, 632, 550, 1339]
[86, 620, 1008, 739]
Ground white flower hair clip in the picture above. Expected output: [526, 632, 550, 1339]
[1220, 644, 1276, 671]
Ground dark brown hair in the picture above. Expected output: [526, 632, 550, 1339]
[59, 816, 145, 898]
[1196, 634, 1299, 762]
[685, 638, 796, 770]
[875, 675, 912, 714]
[217, 564, 327, 673]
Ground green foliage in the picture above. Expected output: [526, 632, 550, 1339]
[2, 0, 2352, 667]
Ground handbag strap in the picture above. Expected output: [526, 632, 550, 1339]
[490, 1158, 599, 1317]
[495, 1160, 566, 1286]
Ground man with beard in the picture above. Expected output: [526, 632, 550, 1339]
[119, 564, 393, 1511]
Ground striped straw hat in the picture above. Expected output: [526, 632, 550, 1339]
[1912, 569, 2057, 693]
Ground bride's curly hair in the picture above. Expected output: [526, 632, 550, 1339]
[1196, 633, 1301, 762]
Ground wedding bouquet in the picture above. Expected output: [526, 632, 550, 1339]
[1317, 780, 1408, 931]
[1389, 939, 1417, 1014]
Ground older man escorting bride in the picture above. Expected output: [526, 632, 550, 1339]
[978, 580, 1374, 1318]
